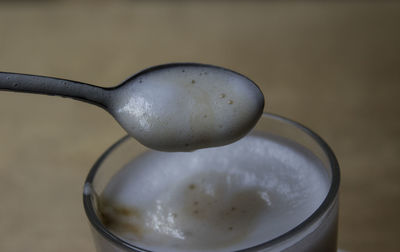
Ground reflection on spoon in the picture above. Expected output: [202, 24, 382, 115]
[0, 63, 264, 151]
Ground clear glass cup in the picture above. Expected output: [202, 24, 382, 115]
[83, 113, 340, 252]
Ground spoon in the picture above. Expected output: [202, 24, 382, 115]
[0, 63, 264, 151]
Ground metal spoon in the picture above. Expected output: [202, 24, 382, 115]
[0, 63, 264, 151]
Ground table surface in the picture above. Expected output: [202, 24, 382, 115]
[0, 1, 399, 252]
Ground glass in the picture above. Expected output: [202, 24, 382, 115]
[83, 113, 340, 252]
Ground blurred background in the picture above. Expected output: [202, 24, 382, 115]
[0, 1, 399, 252]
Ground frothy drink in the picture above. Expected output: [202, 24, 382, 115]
[96, 132, 335, 252]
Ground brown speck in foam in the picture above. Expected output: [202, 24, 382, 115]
[228, 100, 234, 104]
[188, 184, 196, 190]
[98, 200, 144, 238]
[191, 80, 196, 84]
[115, 206, 136, 216]
[220, 93, 226, 98]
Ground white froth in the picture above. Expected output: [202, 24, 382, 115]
[100, 133, 330, 252]
[109, 65, 264, 151]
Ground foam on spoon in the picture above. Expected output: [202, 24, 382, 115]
[110, 64, 264, 152]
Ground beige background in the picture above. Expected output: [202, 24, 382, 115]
[0, 1, 399, 252]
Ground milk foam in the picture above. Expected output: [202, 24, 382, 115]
[99, 133, 329, 252]
[109, 65, 264, 151]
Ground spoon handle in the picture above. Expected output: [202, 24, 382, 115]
[0, 72, 111, 109]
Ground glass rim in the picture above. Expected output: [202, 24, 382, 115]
[83, 112, 340, 252]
